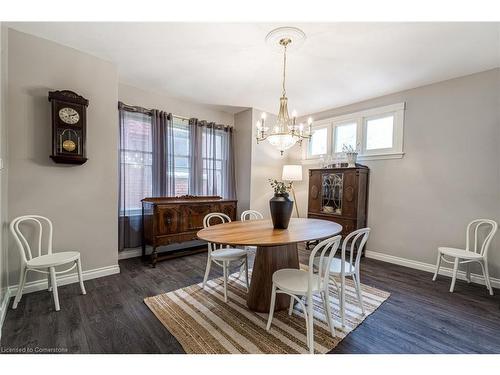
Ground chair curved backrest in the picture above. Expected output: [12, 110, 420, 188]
[203, 213, 232, 253]
[240, 210, 264, 221]
[465, 219, 497, 256]
[203, 212, 231, 228]
[341, 228, 371, 274]
[308, 235, 342, 295]
[10, 215, 53, 264]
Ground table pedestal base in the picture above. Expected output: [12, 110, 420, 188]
[246, 243, 300, 313]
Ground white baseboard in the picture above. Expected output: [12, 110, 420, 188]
[0, 288, 11, 341]
[365, 250, 500, 289]
[8, 264, 121, 296]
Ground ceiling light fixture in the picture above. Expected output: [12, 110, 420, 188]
[256, 27, 313, 155]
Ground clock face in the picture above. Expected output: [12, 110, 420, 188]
[59, 107, 80, 125]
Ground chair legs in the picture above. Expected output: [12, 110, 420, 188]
[76, 258, 86, 295]
[340, 274, 346, 327]
[432, 253, 442, 281]
[353, 272, 365, 315]
[268, 289, 320, 353]
[321, 288, 335, 337]
[47, 273, 52, 292]
[202, 254, 212, 288]
[306, 295, 314, 354]
[244, 256, 249, 292]
[465, 263, 471, 283]
[12, 267, 28, 309]
[223, 261, 228, 302]
[49, 266, 60, 311]
[266, 283, 277, 331]
[479, 261, 494, 296]
[449, 258, 459, 293]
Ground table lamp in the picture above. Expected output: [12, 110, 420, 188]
[282, 164, 303, 217]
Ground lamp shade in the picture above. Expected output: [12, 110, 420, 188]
[282, 165, 303, 181]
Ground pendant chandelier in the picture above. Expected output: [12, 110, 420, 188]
[256, 27, 313, 155]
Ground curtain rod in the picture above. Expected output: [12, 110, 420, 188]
[118, 101, 226, 125]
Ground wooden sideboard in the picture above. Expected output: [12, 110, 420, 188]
[307, 165, 369, 254]
[142, 195, 237, 267]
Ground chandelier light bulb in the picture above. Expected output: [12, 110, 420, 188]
[261, 112, 267, 120]
[307, 117, 313, 125]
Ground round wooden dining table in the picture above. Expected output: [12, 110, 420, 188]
[197, 218, 342, 312]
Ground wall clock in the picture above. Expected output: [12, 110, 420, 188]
[48, 90, 89, 165]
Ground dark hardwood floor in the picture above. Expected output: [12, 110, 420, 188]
[1, 247, 499, 354]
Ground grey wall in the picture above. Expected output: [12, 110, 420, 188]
[249, 109, 284, 218]
[288, 69, 500, 278]
[7, 29, 119, 284]
[0, 24, 9, 320]
[234, 108, 284, 219]
[233, 109, 252, 216]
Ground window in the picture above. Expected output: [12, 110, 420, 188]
[305, 102, 405, 161]
[202, 132, 223, 195]
[365, 115, 394, 150]
[309, 127, 328, 156]
[120, 110, 235, 216]
[333, 122, 357, 153]
[120, 111, 153, 215]
[172, 117, 190, 196]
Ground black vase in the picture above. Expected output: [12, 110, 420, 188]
[269, 193, 294, 229]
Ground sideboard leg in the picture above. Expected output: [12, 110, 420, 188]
[151, 247, 158, 268]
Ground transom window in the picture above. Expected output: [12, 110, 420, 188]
[305, 102, 405, 161]
[365, 115, 394, 151]
[333, 121, 357, 153]
[309, 127, 328, 156]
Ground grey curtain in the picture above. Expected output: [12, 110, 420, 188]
[188, 119, 236, 199]
[118, 104, 153, 250]
[152, 110, 175, 196]
[118, 104, 174, 250]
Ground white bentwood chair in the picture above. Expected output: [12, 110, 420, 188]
[10, 215, 86, 311]
[266, 235, 341, 354]
[202, 213, 249, 302]
[318, 228, 371, 328]
[433, 219, 498, 295]
[240, 210, 263, 253]
[240, 210, 264, 221]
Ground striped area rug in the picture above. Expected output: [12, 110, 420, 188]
[144, 270, 389, 354]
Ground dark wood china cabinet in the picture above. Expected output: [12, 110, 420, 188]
[307, 165, 369, 254]
[142, 195, 237, 267]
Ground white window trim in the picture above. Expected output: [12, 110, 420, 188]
[303, 102, 405, 162]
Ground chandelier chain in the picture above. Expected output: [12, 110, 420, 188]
[282, 43, 287, 97]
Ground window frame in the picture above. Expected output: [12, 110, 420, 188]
[307, 122, 331, 158]
[304, 102, 405, 162]
[332, 119, 361, 155]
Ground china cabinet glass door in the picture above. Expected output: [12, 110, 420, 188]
[321, 172, 343, 215]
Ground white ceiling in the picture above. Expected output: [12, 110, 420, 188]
[8, 22, 500, 115]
